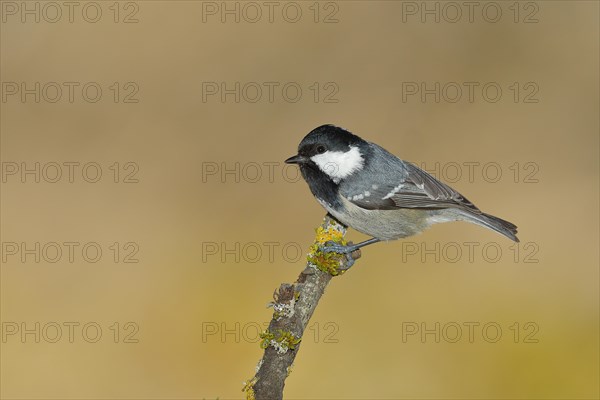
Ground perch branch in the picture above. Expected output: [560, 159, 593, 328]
[243, 215, 360, 400]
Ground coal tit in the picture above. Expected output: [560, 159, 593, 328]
[285, 124, 519, 268]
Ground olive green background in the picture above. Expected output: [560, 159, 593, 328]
[1, 1, 598, 399]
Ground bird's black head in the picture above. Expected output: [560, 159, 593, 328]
[285, 125, 368, 183]
[284, 125, 369, 210]
[289, 124, 366, 160]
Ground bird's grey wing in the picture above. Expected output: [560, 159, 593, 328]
[400, 162, 479, 211]
[342, 158, 479, 212]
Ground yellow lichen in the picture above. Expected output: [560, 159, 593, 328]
[259, 329, 301, 353]
[314, 224, 347, 246]
[242, 377, 257, 400]
[306, 223, 349, 276]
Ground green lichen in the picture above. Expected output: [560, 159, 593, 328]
[259, 329, 301, 354]
[259, 330, 275, 349]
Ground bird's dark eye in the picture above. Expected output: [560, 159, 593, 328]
[316, 145, 326, 154]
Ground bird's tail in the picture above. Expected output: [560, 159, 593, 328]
[460, 210, 519, 242]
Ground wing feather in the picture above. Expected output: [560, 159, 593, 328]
[344, 160, 480, 213]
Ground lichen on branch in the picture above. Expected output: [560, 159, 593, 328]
[243, 215, 359, 400]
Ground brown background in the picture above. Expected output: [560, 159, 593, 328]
[1, 1, 598, 399]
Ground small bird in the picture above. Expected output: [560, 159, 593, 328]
[285, 124, 519, 268]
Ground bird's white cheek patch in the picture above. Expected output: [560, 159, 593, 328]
[310, 146, 364, 183]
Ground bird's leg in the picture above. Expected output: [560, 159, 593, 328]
[321, 237, 380, 270]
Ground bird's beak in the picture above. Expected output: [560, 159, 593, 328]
[285, 154, 308, 164]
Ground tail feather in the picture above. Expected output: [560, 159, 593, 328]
[461, 211, 519, 242]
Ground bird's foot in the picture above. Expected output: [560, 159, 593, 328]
[320, 241, 361, 270]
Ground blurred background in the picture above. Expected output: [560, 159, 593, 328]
[1, 1, 598, 399]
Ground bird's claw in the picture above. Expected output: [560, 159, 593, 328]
[321, 241, 357, 254]
[320, 241, 360, 270]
